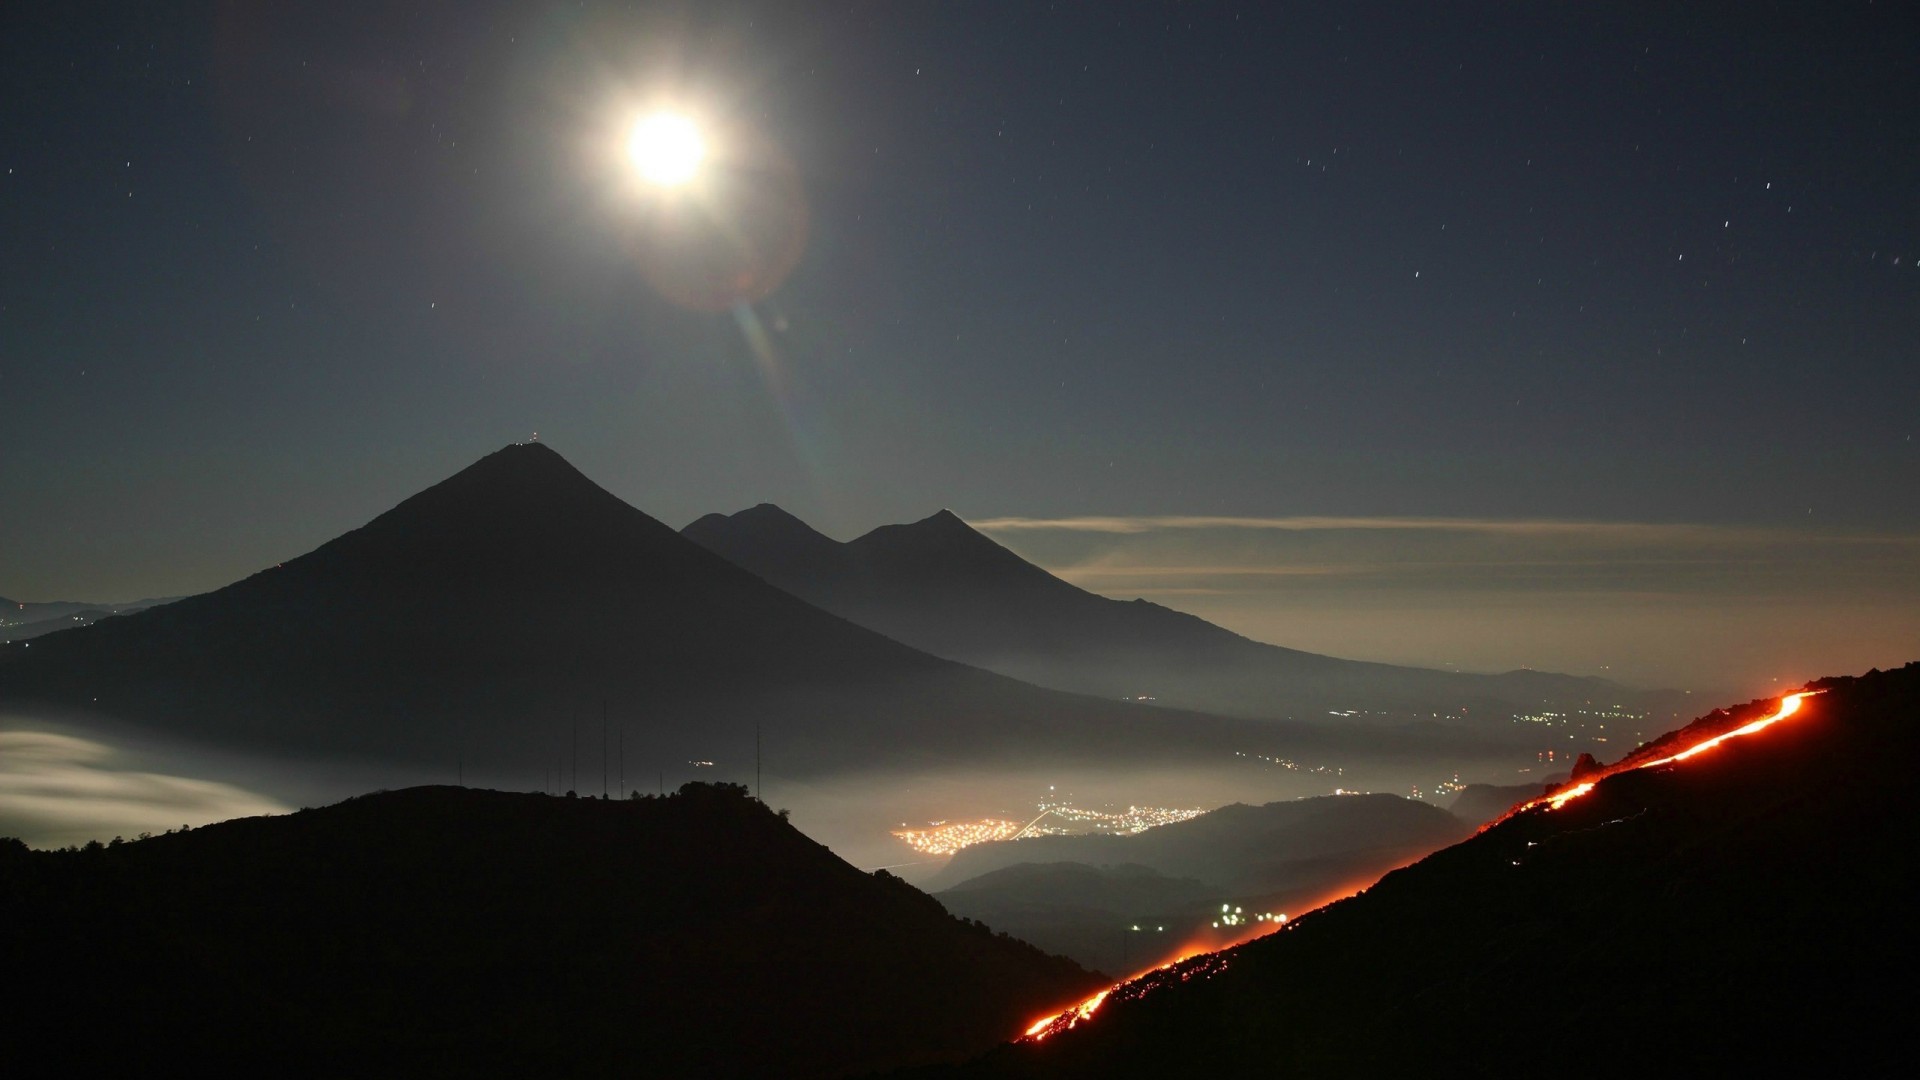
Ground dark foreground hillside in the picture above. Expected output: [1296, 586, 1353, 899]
[936, 663, 1919, 1077]
[0, 783, 1101, 1078]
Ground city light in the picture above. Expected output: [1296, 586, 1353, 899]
[892, 799, 1208, 856]
[1234, 750, 1344, 778]
[1034, 802, 1207, 834]
[892, 818, 1026, 856]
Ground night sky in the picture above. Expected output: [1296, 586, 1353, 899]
[4, 2, 1915, 688]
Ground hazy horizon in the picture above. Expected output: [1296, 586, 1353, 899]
[10, 456, 1915, 694]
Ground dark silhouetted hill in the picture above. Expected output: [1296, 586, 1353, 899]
[0, 444, 1297, 775]
[936, 862, 1214, 974]
[682, 505, 1683, 727]
[941, 861, 1213, 917]
[1446, 778, 1563, 826]
[939, 663, 1920, 1076]
[0, 782, 1104, 1077]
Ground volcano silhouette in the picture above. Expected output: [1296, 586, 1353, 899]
[684, 503, 1667, 723]
[0, 444, 1273, 774]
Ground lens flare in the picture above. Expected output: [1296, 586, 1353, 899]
[626, 113, 704, 186]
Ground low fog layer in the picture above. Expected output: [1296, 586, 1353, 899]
[0, 728, 288, 847]
[0, 712, 1547, 879]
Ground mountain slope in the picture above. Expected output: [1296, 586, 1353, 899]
[948, 663, 1920, 1075]
[0, 782, 1104, 1076]
[0, 444, 1284, 776]
[682, 505, 1673, 724]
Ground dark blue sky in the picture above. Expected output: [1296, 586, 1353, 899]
[3, 2, 1916, 683]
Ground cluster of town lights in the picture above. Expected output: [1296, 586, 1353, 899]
[891, 818, 1026, 856]
[894, 802, 1208, 856]
[1038, 803, 1206, 834]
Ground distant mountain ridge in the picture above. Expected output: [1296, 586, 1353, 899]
[0, 596, 174, 642]
[683, 504, 1672, 723]
[0, 444, 1298, 776]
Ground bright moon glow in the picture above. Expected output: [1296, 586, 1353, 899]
[626, 113, 705, 186]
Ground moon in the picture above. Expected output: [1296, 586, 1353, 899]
[626, 113, 705, 187]
[615, 112, 808, 311]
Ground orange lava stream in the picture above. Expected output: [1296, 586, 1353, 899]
[1021, 922, 1292, 1041]
[1545, 781, 1594, 810]
[1503, 690, 1819, 823]
[1020, 878, 1379, 1042]
[1023, 989, 1110, 1038]
[1020, 690, 1823, 1045]
[1645, 691, 1812, 766]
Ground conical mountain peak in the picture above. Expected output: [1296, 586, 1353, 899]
[327, 441, 689, 575]
[406, 441, 602, 505]
[847, 510, 1061, 593]
[681, 503, 843, 575]
[732, 503, 827, 534]
[918, 508, 974, 531]
[862, 508, 995, 548]
[684, 502, 826, 538]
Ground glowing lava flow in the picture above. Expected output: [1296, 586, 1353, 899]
[1020, 690, 1823, 1045]
[1022, 955, 1201, 1042]
[1501, 690, 1820, 823]
[1021, 933, 1265, 1042]
[1021, 867, 1437, 1042]
[1022, 895, 1354, 1042]
[1024, 989, 1110, 1039]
